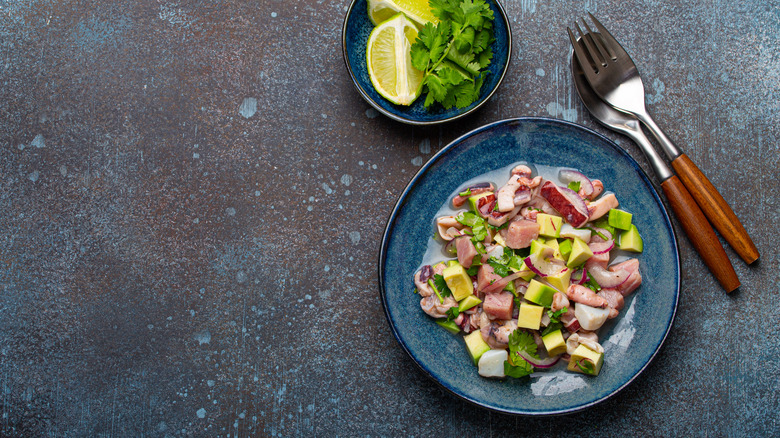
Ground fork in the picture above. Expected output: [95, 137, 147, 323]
[567, 13, 760, 265]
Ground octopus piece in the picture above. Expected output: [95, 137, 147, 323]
[436, 216, 465, 241]
[480, 318, 517, 349]
[486, 206, 521, 227]
[414, 266, 434, 297]
[452, 183, 494, 208]
[420, 294, 458, 319]
[566, 284, 609, 309]
[497, 175, 523, 212]
[581, 179, 604, 200]
[566, 331, 604, 355]
[511, 164, 533, 178]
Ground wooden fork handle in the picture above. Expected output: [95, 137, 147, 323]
[661, 175, 740, 292]
[671, 154, 760, 264]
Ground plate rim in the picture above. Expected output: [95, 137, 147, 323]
[341, 0, 513, 126]
[377, 116, 681, 415]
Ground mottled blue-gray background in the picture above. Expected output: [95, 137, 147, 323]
[1, 0, 778, 436]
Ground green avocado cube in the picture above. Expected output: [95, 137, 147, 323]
[545, 239, 564, 261]
[443, 262, 474, 301]
[530, 239, 555, 257]
[618, 224, 644, 253]
[458, 295, 482, 312]
[436, 320, 461, 335]
[524, 279, 557, 307]
[567, 237, 593, 268]
[567, 344, 604, 376]
[464, 330, 491, 365]
[558, 238, 573, 261]
[545, 267, 572, 293]
[536, 213, 563, 238]
[517, 303, 544, 330]
[468, 192, 494, 213]
[608, 209, 633, 231]
[542, 329, 567, 357]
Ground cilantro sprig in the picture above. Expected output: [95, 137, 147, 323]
[504, 329, 537, 378]
[410, 0, 495, 109]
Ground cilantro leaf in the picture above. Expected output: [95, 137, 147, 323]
[409, 0, 494, 109]
[504, 329, 538, 378]
[433, 274, 453, 298]
[567, 181, 582, 192]
[487, 260, 509, 277]
[445, 305, 460, 321]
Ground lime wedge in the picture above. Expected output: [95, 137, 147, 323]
[367, 0, 438, 27]
[366, 13, 425, 106]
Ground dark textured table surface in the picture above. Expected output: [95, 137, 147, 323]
[1, 0, 778, 436]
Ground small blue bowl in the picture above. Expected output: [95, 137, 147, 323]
[342, 0, 512, 125]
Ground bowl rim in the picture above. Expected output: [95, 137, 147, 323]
[341, 0, 513, 126]
[377, 116, 681, 415]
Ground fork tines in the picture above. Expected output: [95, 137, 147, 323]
[567, 13, 620, 78]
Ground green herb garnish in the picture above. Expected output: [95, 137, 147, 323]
[504, 329, 537, 378]
[567, 181, 581, 192]
[410, 0, 495, 109]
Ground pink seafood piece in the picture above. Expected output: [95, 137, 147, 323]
[452, 183, 494, 208]
[551, 292, 570, 312]
[500, 217, 540, 249]
[610, 259, 642, 296]
[598, 288, 625, 319]
[455, 236, 478, 268]
[483, 291, 515, 320]
[566, 284, 609, 308]
[497, 175, 523, 212]
[587, 193, 618, 221]
[477, 264, 503, 293]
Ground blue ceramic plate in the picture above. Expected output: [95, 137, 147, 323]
[342, 0, 511, 125]
[378, 118, 680, 415]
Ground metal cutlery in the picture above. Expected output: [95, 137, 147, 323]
[571, 35, 739, 292]
[568, 13, 759, 265]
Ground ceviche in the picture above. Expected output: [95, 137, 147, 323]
[413, 163, 644, 378]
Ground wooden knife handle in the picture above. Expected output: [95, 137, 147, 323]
[661, 175, 740, 292]
[671, 154, 759, 264]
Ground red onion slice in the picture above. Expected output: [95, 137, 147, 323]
[523, 252, 566, 278]
[571, 268, 590, 285]
[558, 169, 594, 197]
[517, 351, 561, 369]
[590, 239, 614, 255]
[482, 271, 526, 294]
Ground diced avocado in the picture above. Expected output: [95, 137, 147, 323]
[545, 267, 572, 293]
[608, 208, 633, 231]
[443, 262, 474, 301]
[458, 295, 482, 312]
[436, 320, 460, 335]
[567, 344, 604, 376]
[545, 238, 564, 261]
[566, 237, 593, 268]
[447, 260, 459, 267]
[530, 238, 555, 256]
[468, 192, 494, 213]
[542, 329, 567, 356]
[492, 231, 507, 247]
[504, 278, 516, 294]
[524, 279, 557, 307]
[536, 213, 563, 238]
[464, 330, 491, 365]
[517, 303, 544, 330]
[618, 224, 644, 253]
[558, 238, 573, 261]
